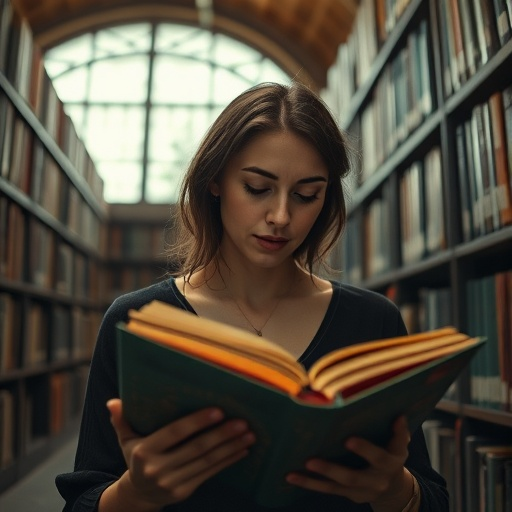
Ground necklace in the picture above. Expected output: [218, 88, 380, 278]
[219, 271, 290, 337]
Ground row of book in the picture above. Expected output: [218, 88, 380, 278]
[456, 88, 512, 242]
[376, 0, 414, 45]
[0, 292, 101, 372]
[0, 0, 105, 195]
[356, 19, 432, 180]
[0, 0, 106, 256]
[106, 264, 167, 303]
[423, 419, 512, 512]
[0, 97, 105, 250]
[324, 0, 415, 116]
[328, 19, 433, 165]
[324, 0, 510, 125]
[399, 146, 445, 265]
[0, 365, 90, 470]
[467, 271, 512, 412]
[342, 83, 512, 282]
[108, 223, 169, 261]
[353, 145, 445, 279]
[436, 0, 511, 98]
[362, 182, 392, 278]
[388, 285, 453, 337]
[0, 195, 104, 300]
[357, 18, 432, 180]
[387, 270, 512, 413]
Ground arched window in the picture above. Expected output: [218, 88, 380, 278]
[44, 23, 290, 204]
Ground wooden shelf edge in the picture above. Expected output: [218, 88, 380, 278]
[0, 73, 106, 220]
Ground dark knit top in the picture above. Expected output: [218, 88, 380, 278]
[56, 278, 448, 511]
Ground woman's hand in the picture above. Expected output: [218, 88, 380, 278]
[286, 416, 416, 511]
[101, 399, 256, 511]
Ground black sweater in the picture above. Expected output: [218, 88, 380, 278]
[56, 278, 449, 511]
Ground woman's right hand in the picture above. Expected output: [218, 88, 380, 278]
[100, 399, 256, 511]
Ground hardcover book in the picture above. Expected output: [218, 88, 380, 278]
[116, 300, 484, 507]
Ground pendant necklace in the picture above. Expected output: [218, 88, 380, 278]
[219, 271, 291, 337]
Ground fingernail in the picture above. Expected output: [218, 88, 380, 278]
[345, 437, 358, 450]
[208, 408, 224, 421]
[231, 420, 249, 432]
[242, 432, 256, 444]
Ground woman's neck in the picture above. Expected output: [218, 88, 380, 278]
[216, 256, 304, 306]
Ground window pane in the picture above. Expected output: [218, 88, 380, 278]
[95, 23, 152, 57]
[146, 161, 183, 204]
[148, 106, 210, 161]
[212, 67, 253, 103]
[152, 55, 211, 103]
[51, 67, 88, 102]
[44, 34, 93, 77]
[259, 60, 290, 83]
[155, 24, 212, 59]
[45, 22, 290, 204]
[90, 56, 148, 102]
[97, 161, 142, 203]
[64, 105, 85, 135]
[84, 105, 145, 161]
[213, 34, 261, 68]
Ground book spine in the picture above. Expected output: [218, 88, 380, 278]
[488, 91, 512, 226]
[492, 0, 512, 45]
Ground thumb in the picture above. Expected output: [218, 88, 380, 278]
[387, 415, 411, 456]
[107, 398, 138, 445]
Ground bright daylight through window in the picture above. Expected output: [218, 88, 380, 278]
[44, 23, 290, 204]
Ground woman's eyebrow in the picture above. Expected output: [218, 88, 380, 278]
[241, 166, 327, 184]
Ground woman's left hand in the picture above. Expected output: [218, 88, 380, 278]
[286, 416, 415, 510]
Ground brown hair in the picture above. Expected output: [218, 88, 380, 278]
[168, 81, 352, 278]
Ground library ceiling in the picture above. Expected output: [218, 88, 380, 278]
[12, 0, 357, 87]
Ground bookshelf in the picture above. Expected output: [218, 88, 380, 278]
[0, 3, 174, 493]
[0, 0, 106, 493]
[323, 0, 512, 510]
[105, 204, 173, 304]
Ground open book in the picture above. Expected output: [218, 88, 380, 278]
[116, 300, 484, 507]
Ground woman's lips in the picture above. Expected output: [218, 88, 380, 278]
[254, 235, 289, 251]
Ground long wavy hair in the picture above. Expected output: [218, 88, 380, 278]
[168, 81, 352, 278]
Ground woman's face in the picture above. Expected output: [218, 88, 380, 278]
[211, 130, 329, 269]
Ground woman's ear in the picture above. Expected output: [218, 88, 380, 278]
[209, 181, 220, 197]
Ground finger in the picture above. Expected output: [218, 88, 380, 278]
[286, 458, 363, 499]
[160, 418, 255, 470]
[386, 416, 411, 455]
[143, 408, 226, 452]
[286, 468, 376, 504]
[160, 448, 251, 504]
[162, 432, 254, 491]
[342, 418, 410, 468]
[287, 459, 384, 504]
[107, 399, 139, 445]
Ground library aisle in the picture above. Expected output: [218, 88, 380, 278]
[0, 434, 77, 511]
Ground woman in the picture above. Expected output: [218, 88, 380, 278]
[56, 82, 448, 511]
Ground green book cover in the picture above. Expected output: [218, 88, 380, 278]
[116, 323, 484, 508]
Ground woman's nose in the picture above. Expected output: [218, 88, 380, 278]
[266, 196, 291, 226]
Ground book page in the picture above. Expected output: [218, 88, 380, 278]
[307, 326, 458, 381]
[317, 337, 479, 400]
[126, 321, 306, 395]
[311, 332, 469, 390]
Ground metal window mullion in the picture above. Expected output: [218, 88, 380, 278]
[141, 23, 157, 202]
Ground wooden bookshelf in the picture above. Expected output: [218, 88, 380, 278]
[105, 204, 173, 303]
[323, 0, 512, 510]
[0, 0, 106, 493]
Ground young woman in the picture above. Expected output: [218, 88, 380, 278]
[56, 82, 448, 511]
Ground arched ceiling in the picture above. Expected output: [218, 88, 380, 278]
[12, 0, 358, 88]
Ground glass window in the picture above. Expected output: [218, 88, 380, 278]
[45, 22, 290, 204]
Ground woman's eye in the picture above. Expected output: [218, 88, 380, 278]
[244, 184, 268, 195]
[295, 193, 318, 204]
